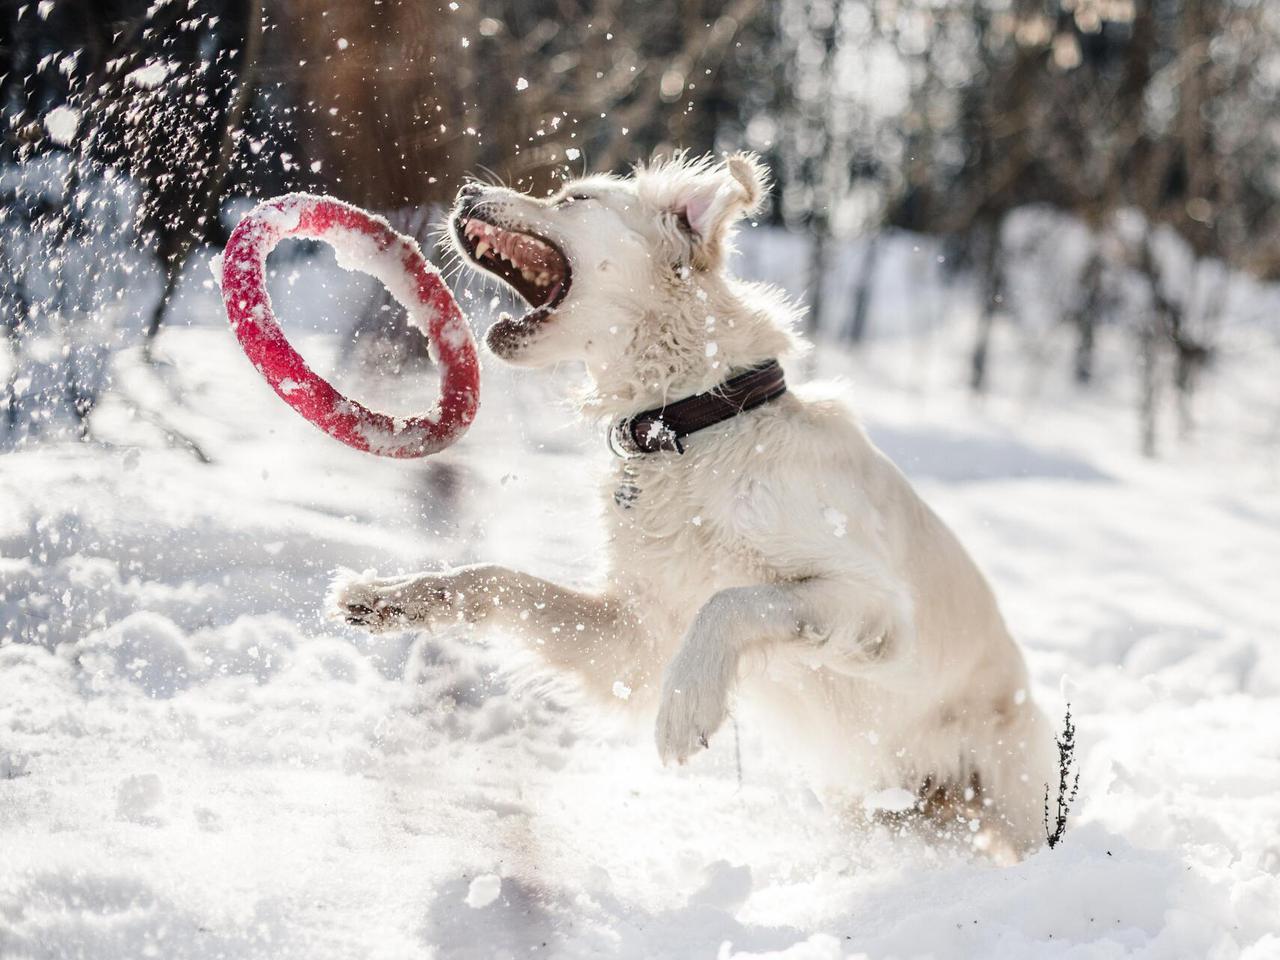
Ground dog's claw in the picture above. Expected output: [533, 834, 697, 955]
[654, 684, 729, 767]
[326, 568, 461, 635]
[654, 642, 733, 767]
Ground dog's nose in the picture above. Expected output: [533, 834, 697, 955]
[457, 183, 483, 201]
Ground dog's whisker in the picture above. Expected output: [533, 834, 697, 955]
[472, 163, 506, 188]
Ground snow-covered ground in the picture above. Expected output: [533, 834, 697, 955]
[2, 244, 1280, 959]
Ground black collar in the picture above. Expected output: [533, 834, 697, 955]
[608, 360, 788, 458]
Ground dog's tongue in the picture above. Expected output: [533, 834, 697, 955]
[499, 292, 558, 333]
[516, 237, 558, 275]
[507, 280, 563, 326]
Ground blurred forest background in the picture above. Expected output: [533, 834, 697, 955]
[3, 0, 1279, 457]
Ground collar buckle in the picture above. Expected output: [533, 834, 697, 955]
[607, 359, 785, 460]
[608, 416, 683, 459]
[608, 418, 646, 459]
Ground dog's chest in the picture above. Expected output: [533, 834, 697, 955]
[603, 451, 778, 621]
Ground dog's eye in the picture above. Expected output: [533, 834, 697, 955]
[556, 193, 593, 206]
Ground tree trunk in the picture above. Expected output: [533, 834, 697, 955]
[1137, 230, 1170, 457]
[805, 223, 828, 343]
[1138, 318, 1160, 458]
[1071, 251, 1104, 385]
[847, 235, 879, 343]
[970, 220, 1002, 393]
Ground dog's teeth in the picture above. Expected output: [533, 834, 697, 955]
[521, 268, 535, 282]
[474, 240, 490, 259]
[536, 271, 550, 286]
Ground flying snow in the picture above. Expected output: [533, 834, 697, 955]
[465, 874, 502, 909]
[126, 59, 175, 88]
[862, 788, 918, 814]
[42, 105, 79, 145]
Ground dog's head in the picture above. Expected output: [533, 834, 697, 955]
[449, 153, 769, 369]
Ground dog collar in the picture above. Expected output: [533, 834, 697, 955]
[608, 359, 787, 458]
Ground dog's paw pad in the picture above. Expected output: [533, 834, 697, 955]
[326, 570, 410, 633]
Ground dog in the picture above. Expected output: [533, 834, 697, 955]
[328, 153, 1056, 856]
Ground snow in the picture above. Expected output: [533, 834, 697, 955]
[115, 773, 164, 824]
[862, 788, 917, 815]
[2, 251, 1279, 957]
[464, 874, 503, 909]
[315, 206, 443, 345]
[125, 60, 174, 89]
[42, 105, 80, 146]
[208, 250, 224, 286]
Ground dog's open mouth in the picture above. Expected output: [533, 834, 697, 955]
[456, 215, 571, 324]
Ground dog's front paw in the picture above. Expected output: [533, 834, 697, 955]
[325, 569, 411, 633]
[325, 569, 456, 634]
[654, 651, 732, 766]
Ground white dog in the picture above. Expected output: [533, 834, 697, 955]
[329, 153, 1055, 855]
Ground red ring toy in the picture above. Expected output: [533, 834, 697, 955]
[218, 193, 480, 458]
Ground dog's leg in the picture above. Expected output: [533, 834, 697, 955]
[328, 565, 643, 697]
[655, 579, 913, 764]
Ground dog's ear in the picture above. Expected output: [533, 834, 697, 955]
[672, 153, 769, 270]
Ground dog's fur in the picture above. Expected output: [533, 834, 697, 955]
[329, 153, 1055, 855]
